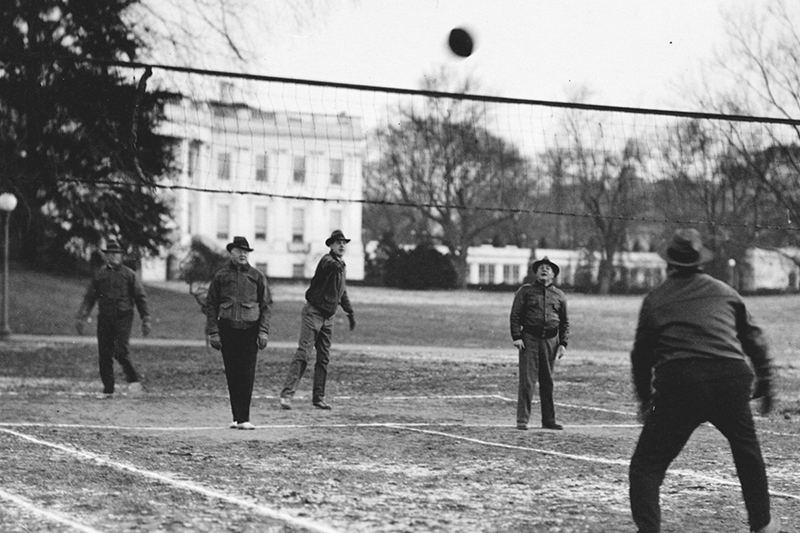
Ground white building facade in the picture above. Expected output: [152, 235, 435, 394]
[143, 97, 365, 282]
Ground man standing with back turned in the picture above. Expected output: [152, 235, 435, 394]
[76, 239, 151, 399]
[279, 230, 356, 411]
[509, 256, 569, 431]
[629, 228, 780, 533]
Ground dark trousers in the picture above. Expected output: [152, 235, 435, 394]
[281, 304, 333, 403]
[219, 321, 259, 423]
[97, 311, 139, 394]
[517, 331, 559, 426]
[629, 373, 772, 533]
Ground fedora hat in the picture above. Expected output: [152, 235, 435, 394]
[531, 256, 560, 277]
[102, 240, 124, 254]
[661, 228, 713, 267]
[226, 236, 253, 252]
[325, 230, 351, 247]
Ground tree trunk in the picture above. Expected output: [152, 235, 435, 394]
[451, 253, 469, 289]
[597, 257, 614, 294]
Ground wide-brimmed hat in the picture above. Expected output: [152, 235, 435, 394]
[661, 228, 713, 267]
[226, 236, 253, 252]
[102, 240, 124, 254]
[531, 256, 560, 277]
[325, 230, 351, 247]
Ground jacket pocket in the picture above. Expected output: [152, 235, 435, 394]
[219, 301, 234, 320]
[241, 302, 259, 322]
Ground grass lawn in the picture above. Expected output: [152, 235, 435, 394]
[6, 264, 800, 362]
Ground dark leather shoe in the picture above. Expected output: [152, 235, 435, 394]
[516, 423, 528, 431]
[543, 423, 563, 430]
[313, 401, 332, 410]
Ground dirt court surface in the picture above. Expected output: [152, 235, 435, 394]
[1, 338, 798, 533]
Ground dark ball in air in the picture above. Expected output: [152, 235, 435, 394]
[448, 27, 474, 58]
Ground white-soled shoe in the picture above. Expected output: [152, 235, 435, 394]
[95, 392, 114, 400]
[229, 421, 238, 429]
[752, 515, 781, 533]
[237, 421, 255, 430]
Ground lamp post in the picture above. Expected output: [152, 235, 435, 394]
[728, 258, 737, 291]
[0, 192, 17, 338]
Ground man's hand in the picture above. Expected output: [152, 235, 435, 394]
[556, 345, 566, 359]
[753, 378, 774, 416]
[142, 318, 152, 337]
[512, 339, 524, 351]
[258, 333, 269, 350]
[208, 334, 222, 351]
[347, 313, 356, 331]
[75, 319, 85, 336]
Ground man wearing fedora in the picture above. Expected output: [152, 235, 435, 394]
[509, 256, 569, 431]
[76, 239, 152, 399]
[629, 228, 779, 533]
[279, 230, 356, 410]
[206, 236, 273, 430]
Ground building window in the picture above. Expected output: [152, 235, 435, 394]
[292, 263, 305, 278]
[254, 206, 268, 241]
[479, 264, 495, 284]
[216, 204, 230, 240]
[187, 140, 201, 182]
[292, 207, 305, 243]
[329, 208, 342, 235]
[255, 154, 268, 182]
[503, 264, 520, 284]
[218, 152, 231, 181]
[330, 158, 343, 186]
[255, 262, 268, 276]
[293, 156, 305, 184]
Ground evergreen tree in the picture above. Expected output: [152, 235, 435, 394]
[0, 0, 174, 266]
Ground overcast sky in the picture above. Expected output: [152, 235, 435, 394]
[249, 0, 747, 112]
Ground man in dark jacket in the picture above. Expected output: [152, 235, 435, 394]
[509, 256, 569, 431]
[279, 230, 356, 410]
[206, 236, 272, 430]
[629, 229, 779, 533]
[76, 239, 151, 399]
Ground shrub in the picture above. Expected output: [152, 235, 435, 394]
[178, 237, 229, 312]
[384, 245, 458, 289]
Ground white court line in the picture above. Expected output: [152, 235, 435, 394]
[0, 421, 643, 431]
[386, 425, 800, 502]
[0, 488, 103, 533]
[0, 428, 341, 533]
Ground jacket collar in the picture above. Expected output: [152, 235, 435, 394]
[228, 261, 250, 272]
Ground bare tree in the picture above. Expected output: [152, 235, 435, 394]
[659, 119, 782, 278]
[368, 70, 537, 287]
[130, 0, 335, 69]
[695, 0, 800, 239]
[557, 108, 648, 294]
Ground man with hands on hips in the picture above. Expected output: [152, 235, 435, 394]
[206, 236, 272, 430]
[509, 256, 569, 431]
